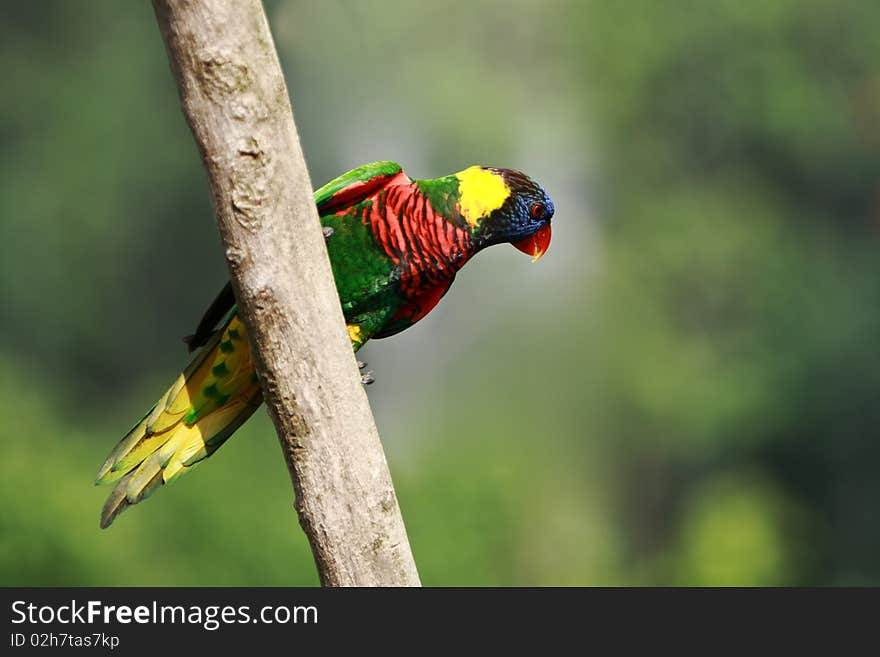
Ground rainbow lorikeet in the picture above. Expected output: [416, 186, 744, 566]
[96, 161, 554, 528]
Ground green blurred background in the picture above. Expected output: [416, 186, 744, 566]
[2, 0, 879, 586]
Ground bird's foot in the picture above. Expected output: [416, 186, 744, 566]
[357, 360, 367, 369]
[360, 370, 375, 385]
[322, 226, 334, 239]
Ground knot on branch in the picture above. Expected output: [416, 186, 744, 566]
[230, 136, 269, 231]
[224, 245, 247, 276]
[197, 51, 267, 121]
[199, 52, 252, 97]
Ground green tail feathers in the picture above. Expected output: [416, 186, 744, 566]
[96, 313, 263, 528]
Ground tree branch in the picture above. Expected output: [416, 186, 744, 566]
[151, 0, 420, 586]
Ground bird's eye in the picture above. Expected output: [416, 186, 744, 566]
[531, 203, 544, 219]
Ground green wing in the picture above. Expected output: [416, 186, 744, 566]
[315, 161, 403, 215]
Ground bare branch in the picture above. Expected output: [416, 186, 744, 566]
[152, 0, 420, 586]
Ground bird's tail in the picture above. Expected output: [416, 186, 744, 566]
[95, 313, 263, 528]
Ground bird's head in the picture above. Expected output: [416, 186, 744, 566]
[455, 166, 554, 261]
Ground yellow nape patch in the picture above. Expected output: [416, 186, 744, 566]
[455, 166, 510, 227]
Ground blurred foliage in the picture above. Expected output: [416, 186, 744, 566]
[1, 0, 879, 585]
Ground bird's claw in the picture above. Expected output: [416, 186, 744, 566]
[323, 226, 334, 239]
[357, 360, 367, 369]
[360, 370, 375, 385]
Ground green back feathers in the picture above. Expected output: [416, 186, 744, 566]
[315, 161, 402, 214]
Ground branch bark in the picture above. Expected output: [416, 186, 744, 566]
[152, 0, 420, 586]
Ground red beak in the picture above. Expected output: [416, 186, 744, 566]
[512, 224, 552, 262]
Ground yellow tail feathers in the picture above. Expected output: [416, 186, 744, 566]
[96, 314, 263, 528]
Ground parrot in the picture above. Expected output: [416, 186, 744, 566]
[95, 161, 554, 528]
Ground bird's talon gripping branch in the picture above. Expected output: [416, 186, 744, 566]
[357, 360, 367, 369]
[96, 161, 553, 527]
